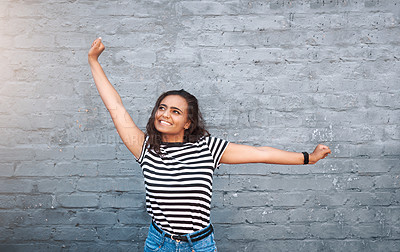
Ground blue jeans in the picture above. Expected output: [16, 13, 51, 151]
[144, 222, 217, 252]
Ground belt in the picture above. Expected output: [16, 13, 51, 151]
[152, 221, 213, 243]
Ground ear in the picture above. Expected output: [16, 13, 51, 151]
[184, 120, 191, 130]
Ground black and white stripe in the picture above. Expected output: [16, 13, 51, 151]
[137, 136, 229, 235]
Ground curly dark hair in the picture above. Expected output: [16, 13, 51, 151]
[145, 89, 210, 154]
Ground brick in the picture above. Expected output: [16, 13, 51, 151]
[0, 244, 62, 252]
[289, 208, 334, 223]
[313, 92, 367, 111]
[227, 224, 307, 240]
[77, 177, 137, 192]
[230, 175, 334, 191]
[97, 160, 142, 177]
[0, 61, 14, 82]
[352, 159, 397, 173]
[269, 192, 313, 207]
[212, 207, 290, 224]
[319, 240, 371, 252]
[74, 145, 116, 161]
[53, 227, 97, 241]
[0, 81, 38, 101]
[179, 1, 238, 16]
[313, 108, 399, 128]
[13, 33, 55, 49]
[118, 209, 151, 225]
[219, 191, 272, 207]
[0, 147, 35, 162]
[314, 192, 350, 207]
[0, 210, 30, 227]
[349, 223, 391, 239]
[36, 178, 75, 194]
[383, 141, 400, 157]
[8, 2, 47, 18]
[333, 207, 378, 223]
[368, 240, 400, 252]
[116, 17, 164, 33]
[67, 242, 142, 252]
[105, 33, 164, 49]
[330, 143, 385, 159]
[0, 195, 17, 209]
[347, 192, 393, 206]
[310, 223, 349, 239]
[97, 227, 139, 241]
[368, 92, 400, 109]
[27, 209, 76, 225]
[99, 193, 145, 208]
[183, 15, 289, 32]
[0, 179, 35, 193]
[73, 211, 118, 225]
[0, 227, 13, 241]
[375, 175, 400, 189]
[158, 47, 199, 64]
[14, 162, 56, 177]
[335, 175, 375, 191]
[56, 193, 99, 208]
[10, 227, 52, 241]
[246, 208, 290, 224]
[385, 125, 400, 140]
[394, 190, 400, 206]
[15, 195, 53, 209]
[52, 161, 98, 177]
[114, 49, 156, 67]
[0, 2, 7, 18]
[378, 206, 400, 223]
[0, 163, 14, 177]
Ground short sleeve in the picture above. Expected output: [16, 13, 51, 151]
[135, 136, 148, 164]
[205, 136, 229, 169]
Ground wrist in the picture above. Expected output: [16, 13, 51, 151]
[308, 153, 317, 164]
[302, 152, 309, 165]
[88, 55, 99, 64]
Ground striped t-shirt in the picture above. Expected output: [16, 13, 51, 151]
[136, 136, 229, 235]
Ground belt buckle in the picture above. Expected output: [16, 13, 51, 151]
[171, 235, 181, 242]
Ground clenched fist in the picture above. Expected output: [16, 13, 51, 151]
[309, 144, 331, 164]
[88, 37, 105, 62]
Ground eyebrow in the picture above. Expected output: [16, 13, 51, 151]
[160, 104, 183, 113]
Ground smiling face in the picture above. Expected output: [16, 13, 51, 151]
[154, 95, 191, 143]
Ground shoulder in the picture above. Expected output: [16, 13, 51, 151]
[204, 135, 229, 145]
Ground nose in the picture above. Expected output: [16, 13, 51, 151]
[161, 109, 170, 118]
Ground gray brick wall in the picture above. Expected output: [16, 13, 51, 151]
[0, 0, 399, 251]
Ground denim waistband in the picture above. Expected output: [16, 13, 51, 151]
[151, 221, 213, 243]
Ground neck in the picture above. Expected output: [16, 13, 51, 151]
[161, 134, 184, 143]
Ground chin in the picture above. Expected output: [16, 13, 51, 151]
[155, 123, 172, 134]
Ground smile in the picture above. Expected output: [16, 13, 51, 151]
[159, 120, 172, 126]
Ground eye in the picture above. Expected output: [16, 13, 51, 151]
[158, 106, 165, 110]
[173, 110, 181, 115]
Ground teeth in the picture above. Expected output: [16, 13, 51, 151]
[160, 120, 172, 126]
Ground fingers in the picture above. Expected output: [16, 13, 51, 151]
[95, 37, 102, 45]
[88, 37, 105, 60]
[91, 37, 103, 48]
[317, 144, 332, 154]
[312, 144, 332, 161]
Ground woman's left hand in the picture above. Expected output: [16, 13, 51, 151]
[309, 144, 331, 164]
[88, 37, 105, 62]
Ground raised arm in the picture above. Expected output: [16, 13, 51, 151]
[88, 37, 145, 159]
[220, 143, 331, 165]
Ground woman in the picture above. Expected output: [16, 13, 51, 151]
[88, 37, 331, 252]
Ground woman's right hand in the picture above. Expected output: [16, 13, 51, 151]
[88, 37, 105, 62]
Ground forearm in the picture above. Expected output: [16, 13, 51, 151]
[221, 141, 330, 165]
[89, 58, 123, 110]
[255, 146, 308, 165]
